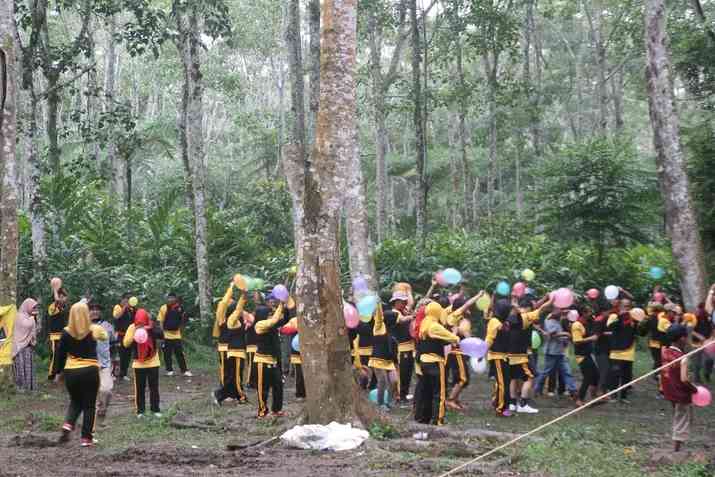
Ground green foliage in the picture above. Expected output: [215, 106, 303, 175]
[368, 421, 400, 440]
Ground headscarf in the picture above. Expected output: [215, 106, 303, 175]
[134, 308, 154, 362]
[66, 302, 92, 340]
[12, 298, 38, 358]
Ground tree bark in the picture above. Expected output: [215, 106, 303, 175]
[611, 68, 624, 132]
[104, 14, 122, 199]
[307, 0, 320, 141]
[644, 0, 708, 309]
[455, 36, 470, 229]
[483, 52, 498, 216]
[584, 0, 608, 134]
[410, 0, 426, 248]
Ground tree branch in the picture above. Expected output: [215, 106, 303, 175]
[40, 62, 96, 98]
[690, 0, 715, 45]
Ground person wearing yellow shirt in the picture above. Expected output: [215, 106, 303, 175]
[213, 292, 248, 405]
[486, 298, 515, 417]
[122, 309, 164, 417]
[606, 300, 637, 403]
[212, 283, 236, 388]
[414, 302, 459, 426]
[571, 307, 598, 405]
[53, 302, 108, 447]
[47, 287, 69, 381]
[280, 313, 305, 399]
[444, 292, 483, 411]
[640, 302, 670, 393]
[112, 293, 136, 381]
[254, 300, 291, 418]
[157, 292, 191, 377]
[369, 304, 399, 411]
[388, 291, 415, 403]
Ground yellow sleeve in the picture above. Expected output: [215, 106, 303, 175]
[485, 318, 501, 347]
[227, 295, 247, 330]
[90, 324, 109, 341]
[373, 304, 386, 336]
[122, 324, 136, 348]
[657, 316, 671, 333]
[48, 303, 59, 316]
[607, 313, 619, 327]
[571, 322, 585, 343]
[157, 305, 167, 324]
[286, 317, 298, 329]
[255, 305, 285, 335]
[112, 304, 123, 319]
[521, 310, 540, 328]
[427, 322, 459, 343]
[446, 309, 463, 327]
[213, 286, 234, 338]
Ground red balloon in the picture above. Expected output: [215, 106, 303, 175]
[435, 271, 448, 287]
[512, 282, 526, 298]
[343, 303, 359, 329]
[654, 292, 666, 303]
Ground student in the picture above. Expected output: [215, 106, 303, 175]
[54, 302, 108, 447]
[245, 291, 264, 390]
[691, 302, 714, 383]
[12, 298, 39, 392]
[48, 287, 70, 381]
[122, 309, 164, 417]
[641, 302, 670, 394]
[112, 293, 136, 381]
[444, 292, 483, 410]
[212, 283, 236, 388]
[661, 324, 698, 452]
[414, 302, 459, 425]
[158, 293, 191, 377]
[369, 304, 399, 411]
[533, 309, 578, 402]
[354, 314, 375, 390]
[486, 299, 516, 416]
[389, 291, 415, 403]
[213, 291, 248, 405]
[89, 303, 116, 418]
[592, 310, 612, 398]
[571, 306, 599, 405]
[280, 312, 305, 399]
[607, 299, 637, 403]
[254, 299, 291, 418]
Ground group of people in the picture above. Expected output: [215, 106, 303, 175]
[3, 275, 714, 452]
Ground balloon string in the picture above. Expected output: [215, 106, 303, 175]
[436, 342, 713, 477]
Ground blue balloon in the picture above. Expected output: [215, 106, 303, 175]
[368, 388, 392, 404]
[496, 281, 511, 296]
[443, 268, 462, 285]
[357, 294, 378, 317]
[649, 267, 665, 280]
[291, 334, 300, 352]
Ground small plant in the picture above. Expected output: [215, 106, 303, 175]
[369, 421, 399, 440]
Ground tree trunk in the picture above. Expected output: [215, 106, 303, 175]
[46, 73, 61, 176]
[104, 15, 122, 199]
[410, 0, 426, 248]
[611, 68, 624, 132]
[644, 0, 708, 309]
[456, 37, 470, 229]
[86, 26, 100, 173]
[286, 0, 375, 425]
[307, 0, 320, 141]
[483, 52, 498, 216]
[368, 9, 388, 243]
[27, 82, 47, 291]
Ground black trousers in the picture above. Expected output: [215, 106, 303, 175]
[256, 362, 283, 416]
[398, 351, 414, 400]
[412, 372, 425, 422]
[118, 340, 131, 378]
[215, 356, 246, 402]
[578, 355, 600, 401]
[134, 367, 160, 414]
[295, 363, 306, 398]
[547, 366, 565, 394]
[415, 362, 446, 425]
[489, 359, 510, 414]
[63, 366, 100, 439]
[163, 339, 188, 373]
[48, 339, 59, 379]
[609, 359, 633, 399]
[247, 352, 258, 389]
[447, 353, 470, 388]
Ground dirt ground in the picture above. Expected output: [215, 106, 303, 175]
[1, 354, 714, 477]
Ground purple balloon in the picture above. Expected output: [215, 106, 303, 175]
[272, 284, 289, 302]
[460, 338, 488, 359]
[353, 277, 369, 293]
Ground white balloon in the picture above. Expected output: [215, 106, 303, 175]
[604, 285, 619, 300]
[470, 357, 487, 375]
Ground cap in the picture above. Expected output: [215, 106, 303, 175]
[390, 291, 410, 303]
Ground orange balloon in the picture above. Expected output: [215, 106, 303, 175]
[233, 274, 247, 291]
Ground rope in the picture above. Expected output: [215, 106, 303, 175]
[436, 343, 713, 477]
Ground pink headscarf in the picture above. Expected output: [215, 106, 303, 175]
[12, 298, 38, 358]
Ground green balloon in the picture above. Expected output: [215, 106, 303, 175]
[253, 278, 265, 290]
[531, 330, 542, 349]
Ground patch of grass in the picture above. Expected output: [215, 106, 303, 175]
[34, 411, 64, 432]
[369, 422, 399, 440]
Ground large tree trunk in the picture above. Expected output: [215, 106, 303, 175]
[483, 52, 499, 216]
[585, 0, 608, 134]
[455, 36, 470, 229]
[368, 9, 388, 243]
[286, 0, 374, 425]
[27, 82, 47, 291]
[644, 0, 707, 309]
[46, 73, 61, 175]
[307, 0, 320, 141]
[611, 68, 624, 132]
[104, 14, 122, 199]
[410, 0, 426, 248]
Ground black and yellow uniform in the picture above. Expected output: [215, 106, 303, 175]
[246, 322, 258, 389]
[54, 303, 108, 443]
[158, 302, 188, 374]
[640, 309, 670, 389]
[214, 295, 248, 404]
[607, 312, 637, 400]
[47, 300, 69, 380]
[486, 301, 512, 415]
[391, 308, 415, 401]
[445, 308, 469, 391]
[212, 285, 234, 386]
[354, 319, 376, 389]
[414, 302, 459, 425]
[123, 317, 164, 415]
[592, 313, 611, 393]
[508, 310, 540, 382]
[369, 305, 398, 407]
[284, 316, 305, 399]
[571, 318, 599, 401]
[254, 304, 291, 417]
[112, 303, 136, 379]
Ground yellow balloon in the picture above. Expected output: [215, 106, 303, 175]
[522, 269, 535, 282]
[128, 296, 138, 307]
[233, 274, 247, 291]
[476, 294, 491, 312]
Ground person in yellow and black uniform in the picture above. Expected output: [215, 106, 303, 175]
[213, 290, 248, 405]
[444, 292, 483, 411]
[212, 283, 236, 389]
[571, 306, 599, 405]
[354, 315, 375, 390]
[280, 312, 305, 399]
[414, 302, 459, 425]
[486, 299, 514, 417]
[640, 302, 670, 394]
[388, 291, 415, 403]
[123, 309, 164, 417]
[246, 291, 265, 390]
[606, 300, 637, 403]
[369, 303, 399, 411]
[254, 299, 292, 418]
[48, 288, 70, 380]
[54, 302, 108, 447]
[158, 292, 191, 377]
[112, 293, 136, 381]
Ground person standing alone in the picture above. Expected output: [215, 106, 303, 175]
[158, 293, 192, 377]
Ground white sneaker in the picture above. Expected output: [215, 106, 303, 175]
[122, 376, 130, 382]
[153, 412, 163, 418]
[136, 414, 145, 419]
[508, 404, 517, 412]
[183, 371, 193, 377]
[166, 371, 175, 377]
[406, 394, 414, 401]
[517, 404, 539, 414]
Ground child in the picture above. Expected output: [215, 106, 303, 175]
[445, 292, 483, 410]
[89, 303, 116, 418]
[607, 299, 637, 403]
[122, 309, 164, 417]
[369, 304, 399, 411]
[281, 312, 305, 399]
[112, 293, 136, 381]
[254, 299, 291, 418]
[354, 314, 375, 390]
[571, 306, 599, 405]
[47, 287, 69, 380]
[486, 299, 514, 416]
[213, 282, 236, 388]
[533, 309, 578, 402]
[389, 291, 415, 403]
[661, 324, 698, 452]
[213, 291, 248, 405]
[54, 302, 108, 446]
[158, 292, 192, 377]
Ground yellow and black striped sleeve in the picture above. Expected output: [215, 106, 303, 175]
[255, 304, 285, 335]
[427, 322, 459, 343]
[227, 295, 247, 329]
[485, 318, 502, 347]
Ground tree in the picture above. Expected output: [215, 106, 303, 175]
[644, 0, 708, 308]
[410, 0, 427, 249]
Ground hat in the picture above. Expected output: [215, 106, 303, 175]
[390, 291, 409, 303]
[666, 323, 688, 343]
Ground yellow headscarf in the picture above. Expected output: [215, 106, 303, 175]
[420, 302, 444, 339]
[66, 302, 92, 340]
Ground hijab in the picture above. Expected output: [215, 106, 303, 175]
[12, 298, 38, 358]
[134, 308, 154, 362]
[66, 302, 92, 340]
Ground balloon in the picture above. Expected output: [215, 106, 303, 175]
[704, 341, 715, 358]
[649, 266, 665, 280]
[50, 277, 62, 290]
[604, 285, 620, 301]
[496, 281, 511, 297]
[443, 268, 462, 285]
[435, 271, 448, 287]
[629, 308, 646, 321]
[291, 334, 300, 352]
[128, 296, 138, 307]
[353, 277, 369, 293]
[233, 274, 247, 290]
[288, 265, 298, 275]
[470, 357, 488, 375]
[553, 288, 574, 309]
[459, 338, 488, 359]
[357, 295, 378, 318]
[586, 288, 600, 300]
[531, 331, 542, 349]
[253, 278, 265, 290]
[512, 282, 526, 298]
[476, 294, 491, 311]
[567, 309, 579, 322]
[134, 327, 148, 344]
[343, 303, 359, 329]
[692, 386, 712, 407]
[522, 269, 535, 281]
[654, 292, 666, 303]
[368, 388, 393, 404]
[272, 284, 289, 302]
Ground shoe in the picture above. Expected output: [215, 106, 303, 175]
[446, 400, 461, 411]
[508, 404, 517, 412]
[183, 371, 193, 377]
[136, 413, 145, 419]
[256, 413, 268, 420]
[58, 426, 72, 444]
[574, 400, 585, 407]
[498, 410, 513, 417]
[153, 412, 163, 418]
[517, 404, 539, 414]
[406, 394, 414, 401]
[212, 391, 221, 406]
[547, 392, 555, 397]
[122, 376, 130, 382]
[80, 438, 95, 447]
[272, 411, 287, 417]
[166, 371, 175, 377]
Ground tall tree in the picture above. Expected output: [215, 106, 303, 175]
[644, 0, 707, 308]
[410, 0, 426, 248]
[104, 14, 123, 199]
[307, 0, 320, 140]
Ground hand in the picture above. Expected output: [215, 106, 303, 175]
[54, 374, 62, 384]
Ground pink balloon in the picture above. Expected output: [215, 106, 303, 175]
[586, 288, 599, 300]
[553, 288, 574, 309]
[692, 385, 712, 407]
[134, 327, 148, 344]
[567, 309, 579, 322]
[343, 303, 359, 329]
[435, 271, 448, 287]
[512, 282, 526, 298]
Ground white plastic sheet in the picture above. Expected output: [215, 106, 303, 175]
[280, 422, 370, 451]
